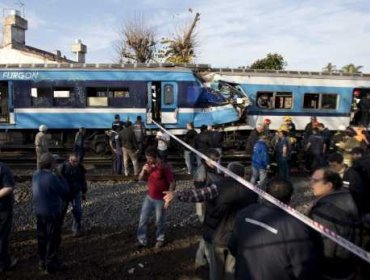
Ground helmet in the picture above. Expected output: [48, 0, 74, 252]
[39, 124, 48, 132]
[263, 118, 271, 125]
[283, 116, 292, 121]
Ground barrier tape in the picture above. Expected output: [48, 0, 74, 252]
[153, 121, 370, 264]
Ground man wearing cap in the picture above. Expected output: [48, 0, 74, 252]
[35, 125, 49, 170]
[163, 162, 258, 280]
[32, 153, 69, 274]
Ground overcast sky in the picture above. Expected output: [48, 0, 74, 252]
[1, 0, 369, 71]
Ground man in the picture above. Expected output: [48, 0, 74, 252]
[229, 178, 322, 280]
[309, 167, 360, 280]
[73, 127, 86, 163]
[120, 121, 139, 177]
[59, 153, 88, 237]
[109, 125, 123, 175]
[250, 134, 270, 187]
[257, 93, 271, 109]
[137, 148, 175, 248]
[183, 122, 198, 174]
[133, 115, 146, 156]
[195, 125, 211, 166]
[192, 148, 224, 267]
[208, 125, 223, 173]
[358, 92, 370, 126]
[0, 162, 17, 273]
[32, 153, 69, 274]
[35, 124, 49, 169]
[305, 127, 326, 172]
[245, 123, 264, 155]
[350, 147, 370, 214]
[164, 162, 258, 280]
[111, 114, 125, 131]
[327, 152, 365, 215]
[275, 128, 290, 180]
[156, 126, 170, 162]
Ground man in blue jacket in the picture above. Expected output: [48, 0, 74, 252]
[250, 134, 270, 187]
[32, 153, 69, 274]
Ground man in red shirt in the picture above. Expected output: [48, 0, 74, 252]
[137, 148, 175, 248]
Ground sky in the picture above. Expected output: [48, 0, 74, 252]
[0, 0, 370, 71]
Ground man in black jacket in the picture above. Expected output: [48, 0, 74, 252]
[309, 167, 360, 280]
[59, 153, 87, 237]
[164, 162, 257, 280]
[229, 178, 322, 280]
[183, 122, 197, 174]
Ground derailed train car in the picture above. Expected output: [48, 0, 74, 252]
[0, 64, 248, 150]
[206, 69, 370, 131]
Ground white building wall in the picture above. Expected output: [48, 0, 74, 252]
[0, 47, 60, 64]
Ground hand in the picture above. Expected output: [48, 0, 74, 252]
[143, 163, 150, 172]
[163, 191, 174, 209]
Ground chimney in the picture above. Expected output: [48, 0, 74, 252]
[71, 39, 87, 63]
[2, 10, 28, 48]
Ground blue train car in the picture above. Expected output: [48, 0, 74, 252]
[0, 64, 242, 137]
[208, 70, 370, 131]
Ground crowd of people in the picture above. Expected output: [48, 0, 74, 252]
[1, 114, 370, 279]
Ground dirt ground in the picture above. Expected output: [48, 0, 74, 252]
[5, 224, 208, 280]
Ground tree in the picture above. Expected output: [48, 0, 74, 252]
[341, 63, 363, 74]
[322, 63, 337, 73]
[115, 14, 157, 63]
[160, 11, 200, 64]
[249, 53, 287, 70]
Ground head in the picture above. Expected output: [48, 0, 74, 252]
[327, 153, 345, 172]
[187, 122, 194, 130]
[125, 121, 132, 128]
[283, 116, 292, 123]
[350, 147, 365, 161]
[79, 127, 86, 135]
[226, 162, 245, 177]
[145, 147, 158, 165]
[310, 167, 342, 198]
[310, 116, 317, 123]
[114, 114, 120, 121]
[278, 129, 288, 138]
[39, 124, 48, 132]
[200, 125, 207, 133]
[205, 148, 220, 169]
[263, 119, 271, 126]
[136, 115, 142, 121]
[256, 123, 265, 133]
[265, 178, 294, 204]
[39, 153, 56, 170]
[68, 153, 80, 167]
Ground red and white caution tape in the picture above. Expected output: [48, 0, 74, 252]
[153, 121, 370, 264]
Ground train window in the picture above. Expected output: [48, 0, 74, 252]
[303, 93, 320, 109]
[256, 91, 273, 108]
[163, 84, 174, 105]
[87, 97, 108, 107]
[303, 93, 338, 109]
[321, 94, 337, 109]
[274, 92, 292, 109]
[31, 87, 52, 107]
[53, 87, 72, 98]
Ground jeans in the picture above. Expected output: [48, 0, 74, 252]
[0, 209, 12, 269]
[207, 243, 235, 280]
[112, 149, 122, 175]
[184, 150, 195, 174]
[122, 147, 139, 176]
[36, 214, 63, 273]
[62, 192, 83, 233]
[250, 167, 268, 187]
[137, 195, 166, 244]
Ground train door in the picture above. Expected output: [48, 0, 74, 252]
[147, 81, 162, 124]
[0, 82, 9, 123]
[160, 82, 178, 124]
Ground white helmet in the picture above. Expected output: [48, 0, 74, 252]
[39, 124, 48, 132]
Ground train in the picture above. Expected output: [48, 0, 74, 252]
[0, 63, 248, 151]
[0, 63, 369, 151]
[205, 69, 370, 131]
